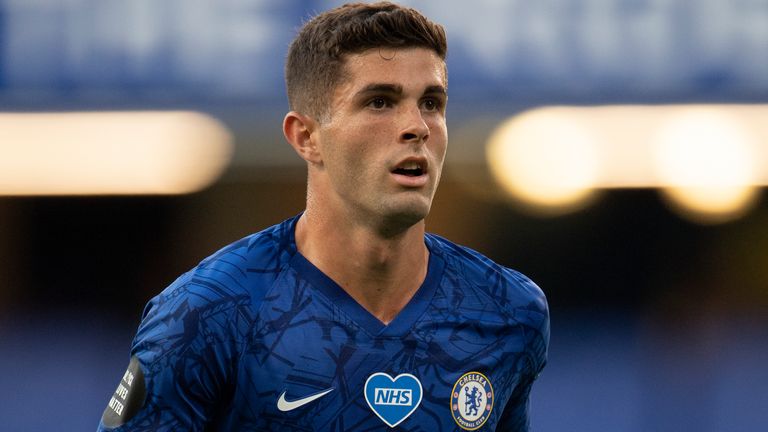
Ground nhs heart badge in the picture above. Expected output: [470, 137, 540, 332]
[364, 372, 423, 428]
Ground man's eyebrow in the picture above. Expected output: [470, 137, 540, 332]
[356, 83, 403, 96]
[423, 85, 447, 97]
[354, 83, 447, 98]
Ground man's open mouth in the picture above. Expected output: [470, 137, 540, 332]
[392, 161, 425, 177]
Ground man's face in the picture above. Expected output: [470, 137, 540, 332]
[313, 47, 448, 232]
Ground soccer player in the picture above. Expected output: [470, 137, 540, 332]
[98, 2, 549, 431]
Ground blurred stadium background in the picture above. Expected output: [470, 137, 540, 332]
[1, 0, 767, 430]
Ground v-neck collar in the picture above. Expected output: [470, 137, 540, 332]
[286, 216, 445, 338]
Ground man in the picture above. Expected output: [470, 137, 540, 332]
[98, 2, 549, 431]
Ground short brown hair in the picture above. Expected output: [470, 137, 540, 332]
[285, 2, 447, 121]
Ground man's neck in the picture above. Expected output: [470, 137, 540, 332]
[295, 209, 429, 325]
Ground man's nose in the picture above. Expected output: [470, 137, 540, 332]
[398, 105, 430, 144]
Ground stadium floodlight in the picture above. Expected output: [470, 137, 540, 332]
[0, 111, 233, 195]
[486, 109, 599, 215]
[485, 104, 767, 222]
[651, 107, 760, 224]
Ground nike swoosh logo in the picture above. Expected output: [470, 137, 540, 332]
[277, 388, 335, 412]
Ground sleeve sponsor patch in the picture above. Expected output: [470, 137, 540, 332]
[101, 356, 147, 428]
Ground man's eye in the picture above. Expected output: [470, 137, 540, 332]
[369, 97, 388, 109]
[422, 99, 441, 112]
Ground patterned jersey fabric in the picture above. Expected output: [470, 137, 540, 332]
[98, 215, 549, 431]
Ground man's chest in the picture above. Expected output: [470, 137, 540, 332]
[221, 301, 529, 431]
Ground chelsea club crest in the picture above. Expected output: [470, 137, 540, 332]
[450, 371, 494, 430]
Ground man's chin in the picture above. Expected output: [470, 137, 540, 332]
[377, 203, 431, 236]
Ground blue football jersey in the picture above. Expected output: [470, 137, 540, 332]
[98, 215, 549, 431]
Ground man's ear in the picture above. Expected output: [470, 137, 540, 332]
[283, 111, 322, 164]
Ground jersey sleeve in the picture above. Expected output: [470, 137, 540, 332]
[496, 376, 533, 431]
[496, 272, 550, 432]
[494, 350, 545, 432]
[97, 271, 245, 432]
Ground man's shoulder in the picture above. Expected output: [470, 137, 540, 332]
[196, 215, 298, 279]
[426, 233, 547, 315]
[148, 216, 300, 315]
